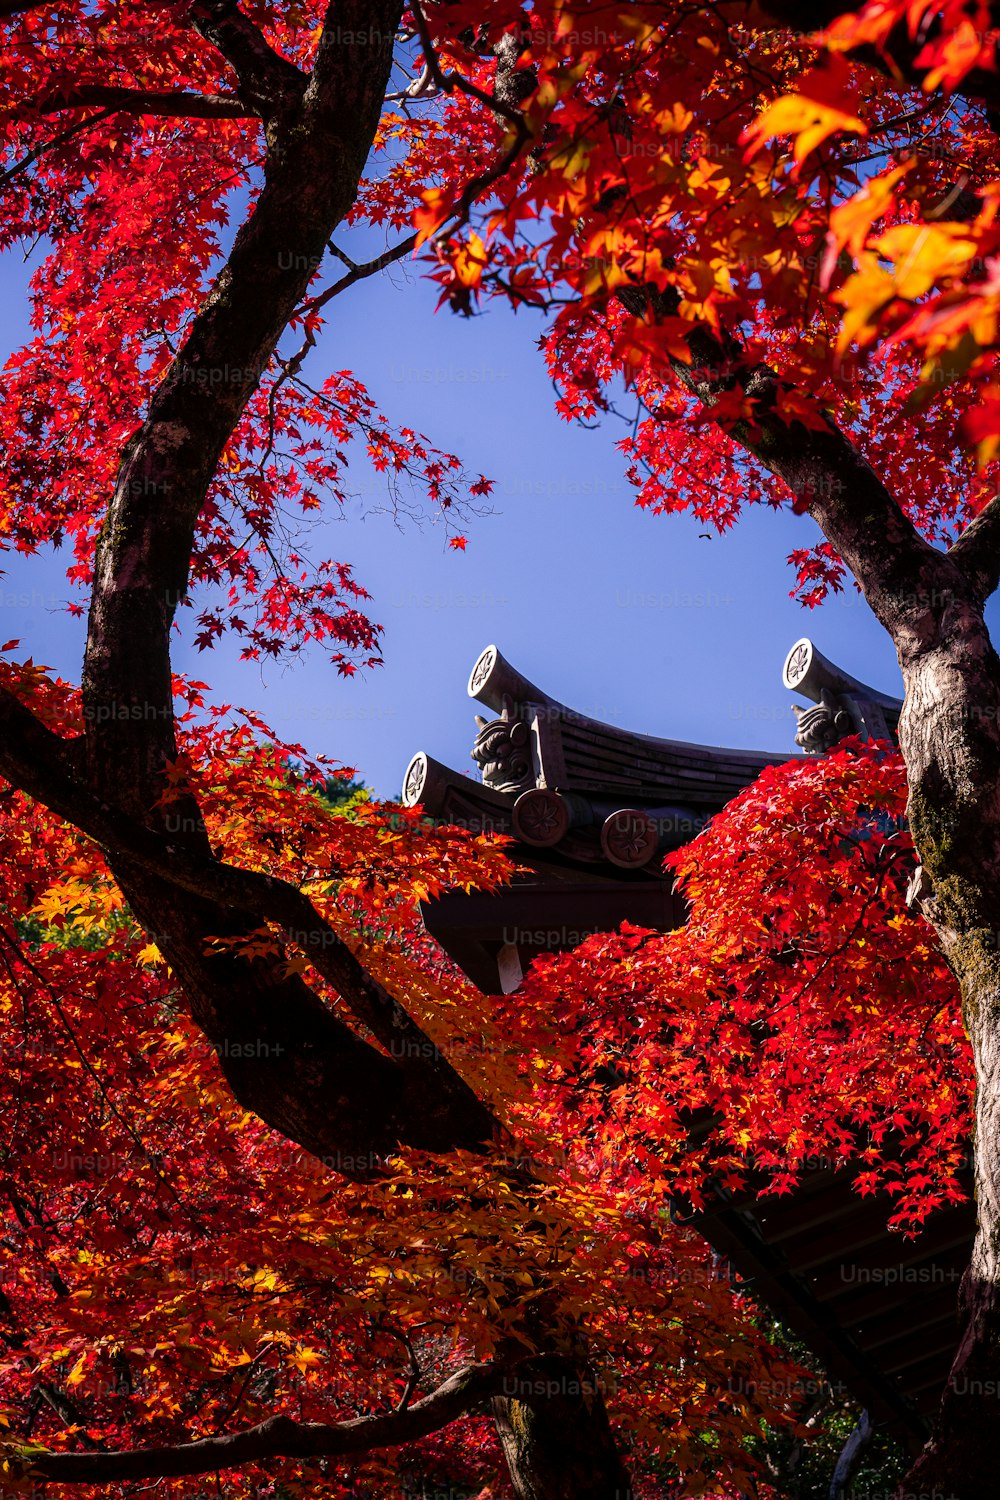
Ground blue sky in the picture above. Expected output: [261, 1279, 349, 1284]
[0, 222, 920, 799]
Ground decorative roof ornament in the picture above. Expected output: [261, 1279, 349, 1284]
[401, 642, 787, 990]
[471, 695, 534, 796]
[402, 639, 905, 994]
[792, 689, 855, 755]
[783, 637, 903, 754]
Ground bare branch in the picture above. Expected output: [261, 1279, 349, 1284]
[306, 234, 417, 316]
[386, 61, 439, 102]
[409, 0, 528, 127]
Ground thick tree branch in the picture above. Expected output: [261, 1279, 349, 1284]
[0, 687, 415, 1035]
[735, 376, 951, 647]
[949, 494, 1000, 606]
[81, 0, 399, 816]
[0, 684, 497, 1166]
[617, 283, 951, 644]
[15, 1359, 525, 1484]
[190, 1, 307, 121]
[35, 87, 256, 120]
[69, 1, 421, 1179]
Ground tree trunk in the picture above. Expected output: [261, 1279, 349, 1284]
[902, 944, 1000, 1498]
[492, 1356, 633, 1500]
[55, 7, 637, 1485]
[892, 616, 1000, 1498]
[642, 284, 1000, 1493]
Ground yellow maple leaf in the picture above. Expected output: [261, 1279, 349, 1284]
[875, 222, 980, 300]
[452, 233, 489, 289]
[742, 53, 866, 177]
[287, 1346, 323, 1375]
[826, 161, 912, 266]
[833, 254, 897, 351]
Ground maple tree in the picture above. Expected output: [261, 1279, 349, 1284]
[0, 0, 998, 1497]
[400, 4, 1000, 1493]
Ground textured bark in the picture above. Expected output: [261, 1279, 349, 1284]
[24, 1361, 516, 1484]
[885, 617, 1000, 1500]
[828, 1409, 872, 1500]
[16, 1353, 625, 1491]
[492, 1355, 633, 1500]
[0, 10, 635, 1492]
[72, 0, 502, 1166]
[618, 282, 1000, 1497]
[771, 414, 1000, 1500]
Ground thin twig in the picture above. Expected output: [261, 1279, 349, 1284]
[408, 0, 526, 127]
[0, 107, 116, 193]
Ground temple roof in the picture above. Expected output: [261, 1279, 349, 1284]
[402, 641, 961, 1441]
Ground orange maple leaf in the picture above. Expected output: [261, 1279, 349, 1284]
[742, 52, 867, 177]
